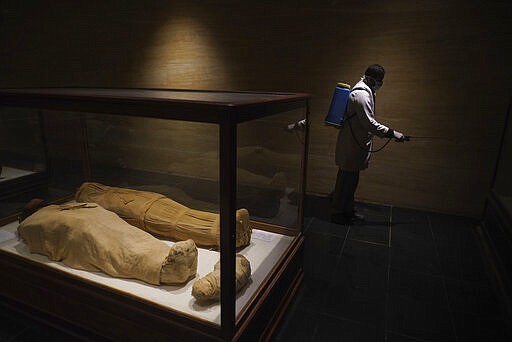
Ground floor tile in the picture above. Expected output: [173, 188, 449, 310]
[386, 331, 430, 342]
[391, 228, 436, 255]
[341, 239, 389, 269]
[273, 307, 318, 342]
[330, 262, 388, 301]
[293, 275, 330, 313]
[391, 208, 429, 226]
[390, 245, 442, 276]
[444, 277, 502, 317]
[436, 241, 488, 281]
[348, 225, 389, 245]
[387, 295, 455, 342]
[355, 201, 391, 219]
[392, 223, 434, 244]
[451, 311, 510, 342]
[388, 268, 448, 307]
[355, 213, 391, 226]
[356, 216, 391, 227]
[305, 217, 349, 238]
[430, 223, 476, 246]
[303, 232, 345, 280]
[323, 284, 386, 326]
[314, 315, 385, 342]
[429, 214, 479, 244]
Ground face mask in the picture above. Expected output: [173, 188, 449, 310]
[365, 76, 383, 92]
[373, 80, 383, 92]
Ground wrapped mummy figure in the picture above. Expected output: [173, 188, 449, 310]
[76, 182, 252, 248]
[192, 254, 251, 302]
[18, 202, 198, 285]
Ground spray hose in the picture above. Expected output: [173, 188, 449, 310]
[347, 117, 445, 153]
[347, 115, 395, 153]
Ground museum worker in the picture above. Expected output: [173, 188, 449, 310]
[332, 64, 406, 224]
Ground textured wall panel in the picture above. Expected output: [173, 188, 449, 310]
[1, 0, 511, 216]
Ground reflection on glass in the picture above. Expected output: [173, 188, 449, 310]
[237, 109, 304, 229]
[493, 108, 512, 214]
[85, 114, 220, 212]
[234, 108, 306, 320]
[0, 107, 46, 182]
[0, 107, 48, 218]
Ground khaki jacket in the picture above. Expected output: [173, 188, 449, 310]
[335, 79, 390, 171]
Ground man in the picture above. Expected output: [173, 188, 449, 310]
[331, 64, 405, 224]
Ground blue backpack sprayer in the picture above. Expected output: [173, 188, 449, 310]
[324, 82, 353, 127]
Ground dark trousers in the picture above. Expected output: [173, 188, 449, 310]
[332, 168, 360, 215]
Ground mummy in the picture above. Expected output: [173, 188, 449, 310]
[192, 254, 251, 302]
[76, 182, 252, 248]
[18, 203, 198, 286]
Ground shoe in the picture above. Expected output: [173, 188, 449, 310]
[348, 212, 365, 222]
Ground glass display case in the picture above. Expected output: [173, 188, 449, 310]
[483, 98, 512, 306]
[491, 100, 512, 217]
[0, 88, 310, 341]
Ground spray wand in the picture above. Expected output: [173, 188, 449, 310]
[401, 135, 449, 142]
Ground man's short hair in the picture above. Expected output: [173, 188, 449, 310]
[365, 64, 385, 81]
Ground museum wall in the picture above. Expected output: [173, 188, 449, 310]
[1, 0, 511, 217]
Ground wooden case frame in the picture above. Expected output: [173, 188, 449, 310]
[0, 88, 310, 341]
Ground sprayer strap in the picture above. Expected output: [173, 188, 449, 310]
[345, 87, 373, 121]
[350, 87, 371, 94]
[345, 87, 371, 122]
[346, 113, 357, 121]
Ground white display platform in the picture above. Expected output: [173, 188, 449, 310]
[0, 220, 294, 325]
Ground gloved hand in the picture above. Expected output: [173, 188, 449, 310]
[393, 130, 406, 142]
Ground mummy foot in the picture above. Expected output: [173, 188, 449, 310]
[160, 239, 198, 284]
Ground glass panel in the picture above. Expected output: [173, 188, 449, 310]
[84, 113, 220, 213]
[0, 107, 48, 218]
[237, 109, 305, 229]
[493, 109, 512, 213]
[43, 111, 86, 198]
[235, 107, 306, 318]
[0, 107, 46, 174]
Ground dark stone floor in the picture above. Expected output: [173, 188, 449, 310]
[273, 196, 511, 342]
[0, 195, 510, 341]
